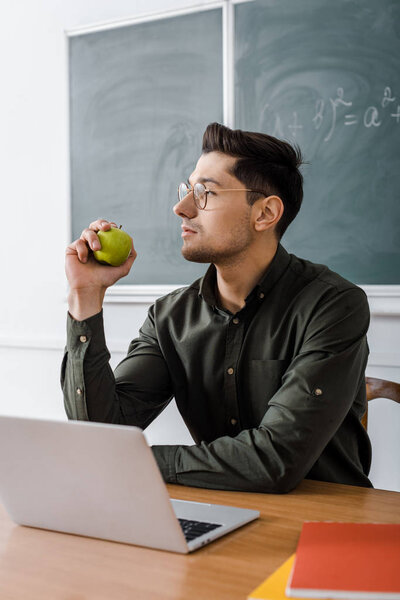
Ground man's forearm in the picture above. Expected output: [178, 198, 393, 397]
[61, 311, 118, 422]
[68, 287, 106, 322]
[61, 309, 175, 429]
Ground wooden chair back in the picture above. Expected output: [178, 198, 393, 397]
[361, 377, 400, 429]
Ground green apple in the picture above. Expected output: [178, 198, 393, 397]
[93, 226, 132, 267]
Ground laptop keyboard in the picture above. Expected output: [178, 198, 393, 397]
[178, 518, 222, 542]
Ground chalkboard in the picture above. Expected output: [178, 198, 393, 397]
[69, 9, 223, 284]
[70, 2, 399, 286]
[235, 0, 400, 284]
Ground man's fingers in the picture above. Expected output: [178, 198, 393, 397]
[84, 219, 120, 250]
[126, 241, 137, 264]
[130, 239, 137, 261]
[71, 219, 130, 264]
[65, 239, 89, 263]
[80, 228, 101, 251]
[65, 239, 91, 263]
[124, 239, 137, 263]
[75, 238, 92, 263]
[88, 219, 118, 232]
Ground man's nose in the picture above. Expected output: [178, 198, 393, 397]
[173, 190, 198, 218]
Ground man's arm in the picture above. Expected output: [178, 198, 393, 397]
[61, 307, 174, 427]
[62, 218, 173, 427]
[151, 287, 370, 493]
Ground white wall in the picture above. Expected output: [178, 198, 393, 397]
[0, 0, 399, 491]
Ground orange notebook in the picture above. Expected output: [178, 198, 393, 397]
[286, 522, 400, 599]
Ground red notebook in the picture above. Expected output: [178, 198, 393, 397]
[286, 522, 400, 599]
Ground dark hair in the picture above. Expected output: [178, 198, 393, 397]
[202, 122, 304, 239]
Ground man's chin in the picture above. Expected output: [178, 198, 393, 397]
[181, 246, 213, 264]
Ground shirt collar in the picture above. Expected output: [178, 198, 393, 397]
[197, 243, 291, 308]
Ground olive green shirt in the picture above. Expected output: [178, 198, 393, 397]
[61, 244, 372, 492]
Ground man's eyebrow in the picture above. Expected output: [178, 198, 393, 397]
[187, 176, 222, 186]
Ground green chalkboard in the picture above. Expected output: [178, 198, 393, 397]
[235, 0, 400, 284]
[69, 9, 223, 285]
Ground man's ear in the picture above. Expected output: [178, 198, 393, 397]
[253, 195, 284, 232]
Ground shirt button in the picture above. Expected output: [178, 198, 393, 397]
[230, 418, 237, 426]
[313, 388, 323, 396]
[259, 292, 265, 299]
[79, 335, 87, 343]
[227, 367, 234, 375]
[232, 318, 240, 325]
[76, 388, 83, 395]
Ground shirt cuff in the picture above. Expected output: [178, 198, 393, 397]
[66, 310, 107, 356]
[152, 445, 179, 483]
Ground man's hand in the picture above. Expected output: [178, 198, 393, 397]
[65, 218, 137, 321]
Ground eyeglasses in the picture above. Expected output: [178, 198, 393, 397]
[178, 181, 265, 210]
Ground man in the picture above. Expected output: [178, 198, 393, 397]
[62, 122, 372, 492]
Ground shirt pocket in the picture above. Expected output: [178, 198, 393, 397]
[248, 359, 290, 423]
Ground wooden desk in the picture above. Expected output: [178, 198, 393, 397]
[0, 480, 399, 600]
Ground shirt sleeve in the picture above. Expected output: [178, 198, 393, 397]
[151, 287, 370, 493]
[61, 307, 173, 428]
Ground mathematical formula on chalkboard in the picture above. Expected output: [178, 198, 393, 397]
[262, 86, 399, 142]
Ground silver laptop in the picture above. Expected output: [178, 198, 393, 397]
[0, 416, 259, 553]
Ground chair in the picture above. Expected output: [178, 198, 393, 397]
[361, 377, 400, 429]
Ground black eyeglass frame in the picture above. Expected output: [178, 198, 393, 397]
[177, 181, 266, 210]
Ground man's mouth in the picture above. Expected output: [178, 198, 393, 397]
[181, 225, 198, 237]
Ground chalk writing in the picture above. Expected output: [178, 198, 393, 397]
[271, 114, 284, 138]
[344, 114, 358, 126]
[391, 106, 400, 124]
[264, 86, 397, 143]
[288, 111, 303, 137]
[364, 106, 382, 128]
[325, 88, 353, 142]
[312, 99, 324, 130]
[382, 86, 396, 108]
